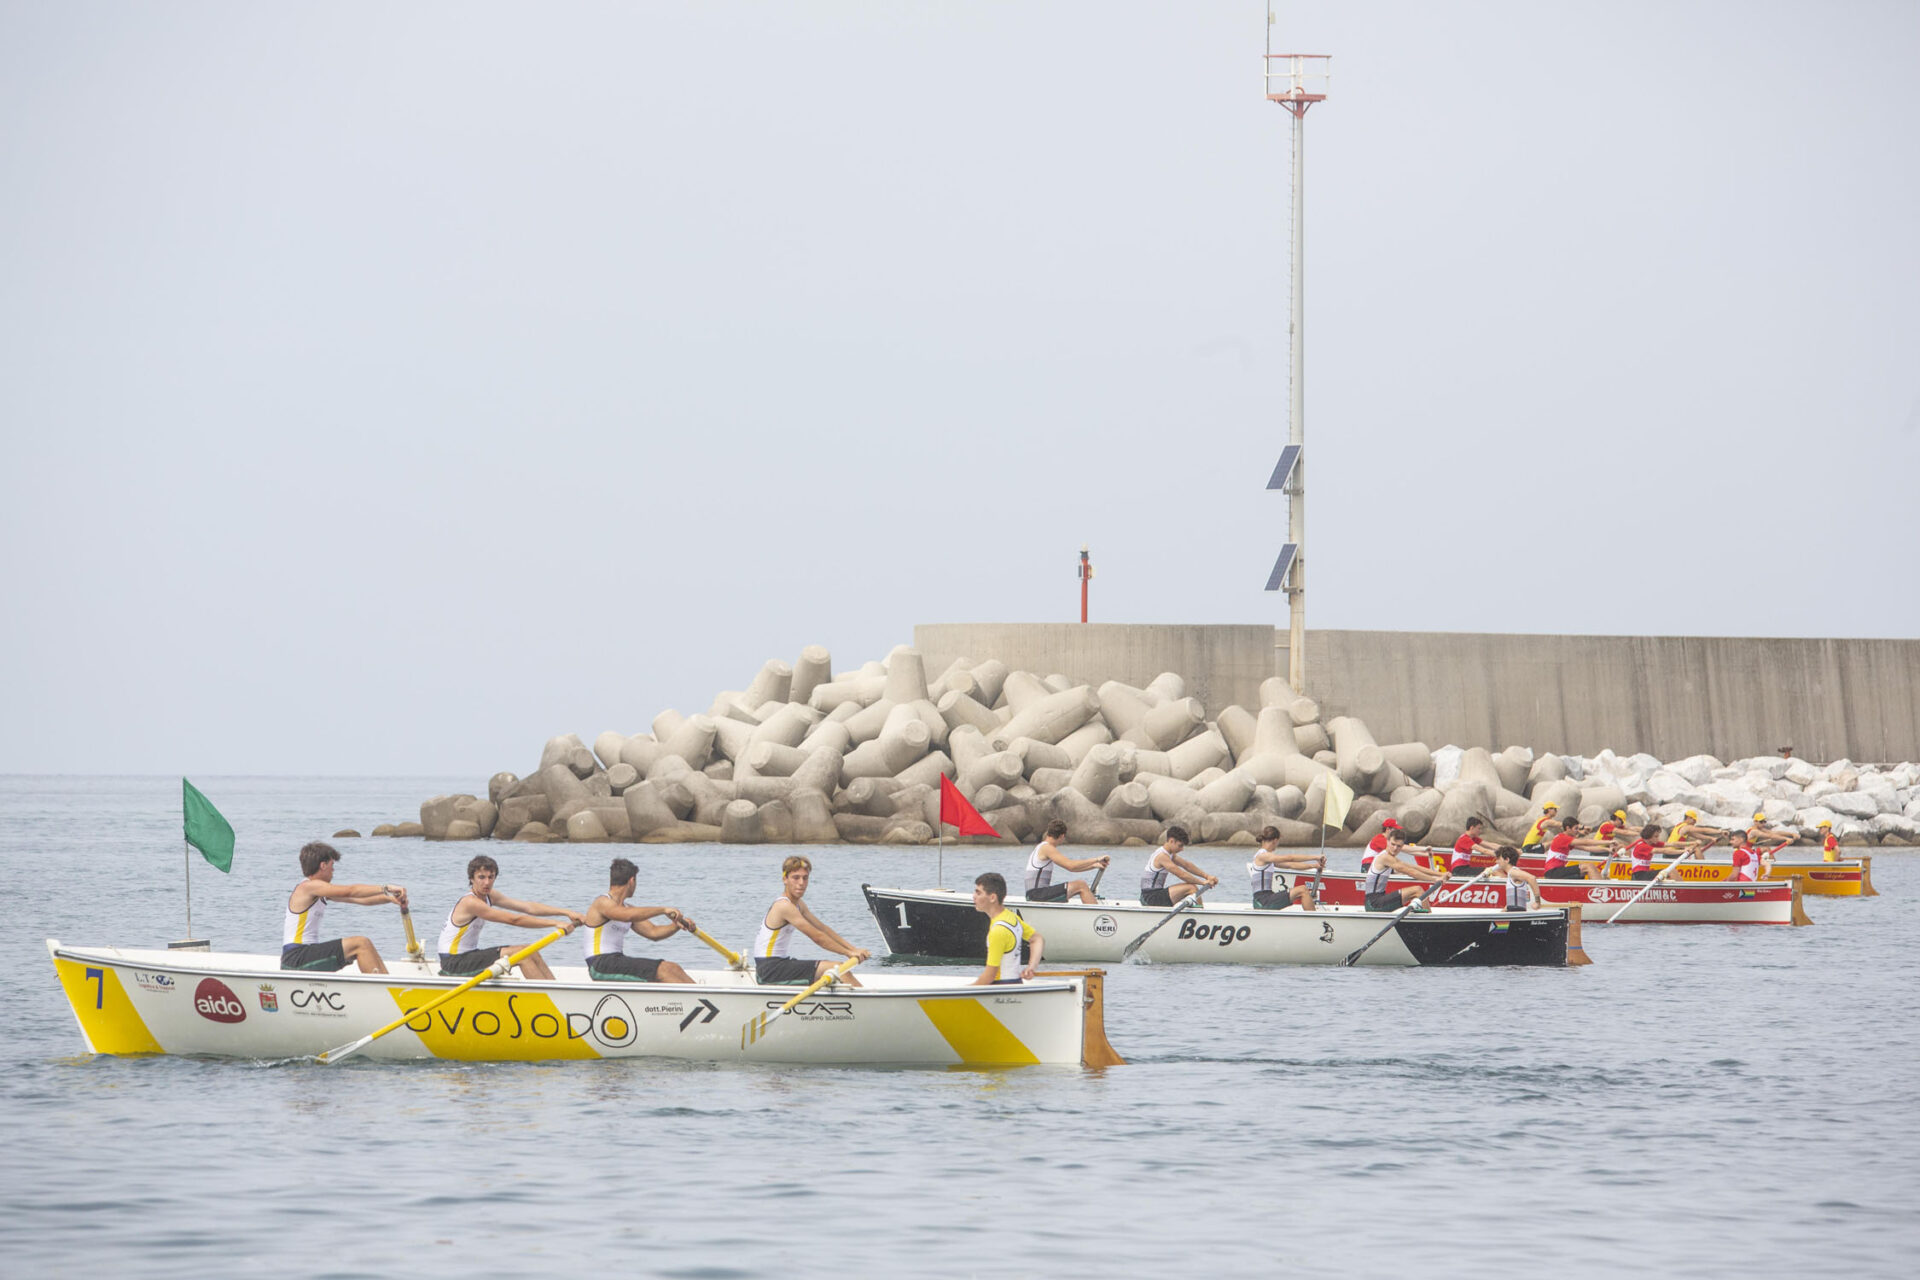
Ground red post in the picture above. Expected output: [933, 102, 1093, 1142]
[1077, 545, 1092, 622]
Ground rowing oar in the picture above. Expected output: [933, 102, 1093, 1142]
[1342, 868, 1492, 967]
[317, 927, 568, 1065]
[397, 900, 426, 967]
[1604, 847, 1700, 924]
[1119, 895, 1200, 961]
[688, 923, 746, 970]
[741, 955, 862, 1049]
[1088, 862, 1106, 898]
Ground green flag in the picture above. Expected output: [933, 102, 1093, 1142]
[183, 778, 235, 873]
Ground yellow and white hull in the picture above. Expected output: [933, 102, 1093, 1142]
[47, 941, 1121, 1069]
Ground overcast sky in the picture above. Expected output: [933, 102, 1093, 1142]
[3, 2, 1915, 776]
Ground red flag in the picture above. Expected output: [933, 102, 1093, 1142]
[938, 774, 1001, 838]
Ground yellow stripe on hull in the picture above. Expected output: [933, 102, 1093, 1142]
[916, 996, 1041, 1066]
[53, 956, 164, 1055]
[1593, 859, 1868, 897]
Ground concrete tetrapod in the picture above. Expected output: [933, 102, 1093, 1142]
[622, 783, 680, 839]
[540, 734, 598, 779]
[1380, 742, 1434, 784]
[843, 699, 897, 746]
[1127, 698, 1206, 752]
[963, 659, 1009, 709]
[937, 690, 1002, 738]
[841, 720, 931, 781]
[791, 646, 832, 707]
[893, 751, 955, 791]
[1294, 723, 1331, 756]
[662, 715, 718, 770]
[883, 646, 930, 705]
[1068, 743, 1123, 805]
[1050, 721, 1110, 766]
[1253, 707, 1305, 759]
[808, 676, 886, 714]
[1494, 747, 1534, 796]
[1166, 729, 1231, 782]
[1142, 672, 1186, 704]
[788, 788, 839, 843]
[593, 732, 628, 772]
[1044, 787, 1124, 845]
[712, 717, 754, 765]
[958, 749, 1025, 796]
[1217, 705, 1258, 764]
[759, 799, 796, 844]
[747, 705, 812, 752]
[1103, 781, 1152, 820]
[1330, 716, 1388, 795]
[741, 660, 794, 712]
[720, 799, 765, 844]
[1011, 737, 1074, 775]
[991, 686, 1099, 751]
[1000, 671, 1052, 714]
[1095, 681, 1153, 739]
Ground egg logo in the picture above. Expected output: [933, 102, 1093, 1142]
[591, 995, 637, 1048]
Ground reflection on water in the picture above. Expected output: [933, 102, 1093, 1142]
[1, 777, 1916, 1278]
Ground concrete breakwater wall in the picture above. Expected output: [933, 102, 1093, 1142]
[916, 625, 1920, 764]
[392, 637, 1920, 851]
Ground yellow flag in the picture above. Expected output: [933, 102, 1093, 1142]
[1322, 772, 1355, 829]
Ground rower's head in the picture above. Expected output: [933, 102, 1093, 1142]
[299, 841, 342, 879]
[1163, 826, 1189, 853]
[1734, 831, 1754, 849]
[1752, 811, 1767, 825]
[1683, 809, 1699, 822]
[1385, 829, 1409, 851]
[1640, 824, 1661, 840]
[781, 854, 813, 899]
[1258, 824, 1282, 849]
[1817, 819, 1833, 830]
[1463, 817, 1484, 835]
[609, 857, 637, 889]
[1540, 802, 1558, 816]
[467, 855, 500, 894]
[972, 872, 1007, 915]
[1493, 845, 1521, 868]
[1613, 810, 1627, 825]
[1044, 820, 1068, 844]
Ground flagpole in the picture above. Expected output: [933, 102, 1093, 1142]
[937, 822, 944, 888]
[183, 838, 193, 940]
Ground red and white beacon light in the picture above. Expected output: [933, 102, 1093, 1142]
[1077, 544, 1093, 623]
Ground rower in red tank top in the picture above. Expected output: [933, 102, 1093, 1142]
[1541, 822, 1584, 879]
[1627, 825, 1663, 881]
[1449, 817, 1498, 876]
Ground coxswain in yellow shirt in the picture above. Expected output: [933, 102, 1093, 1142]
[1520, 802, 1561, 853]
[1819, 819, 1840, 862]
[972, 873, 1043, 984]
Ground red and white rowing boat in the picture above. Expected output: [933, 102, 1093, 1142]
[1287, 870, 1807, 925]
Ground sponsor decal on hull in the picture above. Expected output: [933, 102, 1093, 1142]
[289, 987, 347, 1017]
[1093, 915, 1118, 938]
[133, 971, 176, 993]
[256, 983, 278, 1013]
[1175, 919, 1253, 947]
[193, 978, 246, 1024]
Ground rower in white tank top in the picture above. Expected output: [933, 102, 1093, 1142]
[284, 887, 326, 947]
[439, 892, 491, 955]
[755, 895, 797, 958]
[1025, 844, 1056, 893]
[583, 915, 631, 962]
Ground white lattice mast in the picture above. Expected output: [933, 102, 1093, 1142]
[1261, 41, 1328, 695]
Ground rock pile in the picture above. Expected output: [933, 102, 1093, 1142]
[385, 644, 1920, 848]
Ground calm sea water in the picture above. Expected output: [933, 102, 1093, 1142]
[3, 775, 1916, 1279]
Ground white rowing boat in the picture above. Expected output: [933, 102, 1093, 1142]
[46, 940, 1121, 1068]
[862, 887, 1577, 967]
[1296, 869, 1808, 925]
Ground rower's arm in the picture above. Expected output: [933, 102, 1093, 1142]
[493, 894, 586, 924]
[1022, 929, 1045, 979]
[1171, 855, 1214, 884]
[471, 900, 574, 931]
[1063, 854, 1110, 873]
[795, 902, 864, 958]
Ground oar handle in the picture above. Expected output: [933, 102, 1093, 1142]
[1088, 864, 1105, 897]
[398, 900, 425, 962]
[1604, 848, 1698, 924]
[319, 927, 568, 1065]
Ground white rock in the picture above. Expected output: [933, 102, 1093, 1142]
[1711, 766, 1742, 782]
[1622, 752, 1662, 777]
[1644, 771, 1695, 806]
[1825, 792, 1880, 819]
[1741, 757, 1791, 781]
[1795, 805, 1838, 832]
[1805, 780, 1840, 800]
[1905, 796, 1920, 824]
[1700, 782, 1760, 817]
[1856, 778, 1900, 813]
[1668, 755, 1718, 787]
[1759, 798, 1799, 825]
[1432, 745, 1463, 787]
[1558, 754, 1585, 782]
[1781, 759, 1819, 787]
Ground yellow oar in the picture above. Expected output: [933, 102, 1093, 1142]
[398, 901, 426, 966]
[740, 956, 861, 1049]
[689, 924, 745, 970]
[317, 928, 567, 1065]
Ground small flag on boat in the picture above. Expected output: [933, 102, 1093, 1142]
[182, 778, 235, 873]
[1322, 772, 1355, 830]
[938, 775, 1001, 838]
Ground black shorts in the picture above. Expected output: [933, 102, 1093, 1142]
[1543, 865, 1586, 879]
[1365, 891, 1404, 912]
[1450, 865, 1480, 877]
[1026, 883, 1071, 902]
[1631, 869, 1659, 881]
[586, 954, 665, 982]
[1252, 889, 1293, 910]
[1521, 842, 1544, 854]
[439, 947, 508, 976]
[1140, 887, 1173, 907]
[281, 939, 348, 971]
[754, 956, 821, 985]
